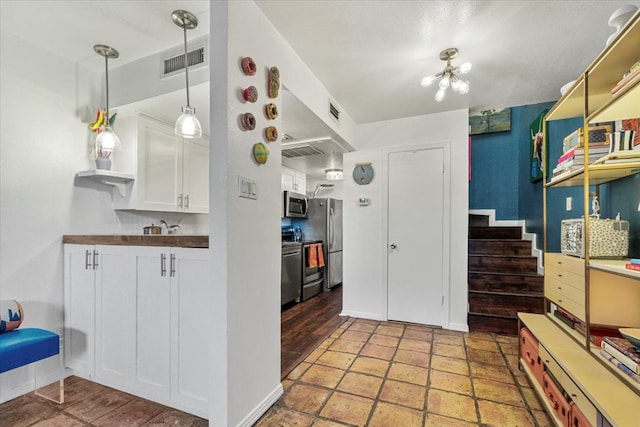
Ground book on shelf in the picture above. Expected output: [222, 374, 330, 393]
[626, 263, 640, 272]
[612, 67, 640, 95]
[602, 336, 640, 375]
[600, 349, 640, 383]
[553, 308, 576, 328]
[630, 258, 640, 265]
[609, 130, 636, 152]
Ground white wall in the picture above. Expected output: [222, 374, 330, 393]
[343, 109, 469, 331]
[208, 2, 357, 425]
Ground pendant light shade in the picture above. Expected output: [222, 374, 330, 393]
[172, 10, 202, 139]
[94, 44, 120, 152]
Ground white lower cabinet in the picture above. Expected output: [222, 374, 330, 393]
[64, 244, 209, 417]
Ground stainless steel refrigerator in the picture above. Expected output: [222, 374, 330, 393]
[295, 198, 343, 291]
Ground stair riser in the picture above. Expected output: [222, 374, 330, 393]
[469, 240, 531, 256]
[468, 255, 538, 273]
[468, 273, 543, 294]
[469, 226, 522, 239]
[469, 214, 489, 227]
[469, 294, 545, 313]
[468, 315, 518, 335]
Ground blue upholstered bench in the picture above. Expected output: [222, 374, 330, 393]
[0, 328, 64, 403]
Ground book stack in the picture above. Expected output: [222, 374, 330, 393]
[552, 145, 610, 177]
[609, 129, 637, 152]
[612, 59, 640, 96]
[601, 336, 640, 383]
[626, 259, 640, 272]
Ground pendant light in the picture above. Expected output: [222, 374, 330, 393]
[172, 10, 202, 138]
[94, 44, 120, 151]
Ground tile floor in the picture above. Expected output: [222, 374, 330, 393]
[1, 317, 553, 427]
[256, 317, 553, 427]
[0, 375, 207, 427]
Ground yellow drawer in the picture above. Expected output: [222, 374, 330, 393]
[546, 264, 585, 291]
[539, 346, 598, 425]
[545, 253, 585, 277]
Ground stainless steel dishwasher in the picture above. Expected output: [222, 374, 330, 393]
[281, 243, 302, 305]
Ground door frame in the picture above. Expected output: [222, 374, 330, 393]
[381, 141, 452, 328]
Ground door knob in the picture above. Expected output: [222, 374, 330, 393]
[390, 243, 397, 249]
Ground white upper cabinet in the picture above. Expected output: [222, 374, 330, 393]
[282, 166, 306, 194]
[113, 114, 209, 213]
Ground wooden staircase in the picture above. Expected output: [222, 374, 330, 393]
[468, 214, 544, 335]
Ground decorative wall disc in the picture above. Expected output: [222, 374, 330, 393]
[243, 85, 258, 103]
[241, 57, 257, 76]
[253, 142, 269, 164]
[265, 126, 278, 142]
[240, 112, 256, 131]
[265, 103, 278, 120]
[268, 66, 280, 98]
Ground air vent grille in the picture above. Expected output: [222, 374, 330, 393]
[329, 102, 340, 123]
[164, 47, 205, 76]
[282, 145, 324, 158]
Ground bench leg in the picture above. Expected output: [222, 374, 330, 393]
[35, 378, 64, 404]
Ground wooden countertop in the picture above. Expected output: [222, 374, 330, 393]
[63, 235, 208, 248]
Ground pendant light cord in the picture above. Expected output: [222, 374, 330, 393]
[104, 54, 110, 120]
[183, 24, 191, 108]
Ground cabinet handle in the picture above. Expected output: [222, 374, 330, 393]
[85, 250, 92, 270]
[93, 250, 99, 270]
[161, 253, 167, 277]
[184, 194, 190, 210]
[170, 253, 176, 278]
[178, 194, 183, 209]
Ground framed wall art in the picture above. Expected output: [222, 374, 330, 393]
[530, 109, 548, 182]
[469, 107, 511, 135]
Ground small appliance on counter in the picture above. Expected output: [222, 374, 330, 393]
[143, 224, 162, 235]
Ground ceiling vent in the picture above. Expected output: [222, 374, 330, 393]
[282, 136, 348, 158]
[282, 145, 324, 158]
[329, 101, 340, 123]
[163, 45, 206, 77]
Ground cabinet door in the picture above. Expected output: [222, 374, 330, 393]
[137, 118, 181, 212]
[64, 244, 96, 376]
[94, 245, 134, 388]
[131, 246, 171, 401]
[294, 171, 306, 194]
[182, 137, 209, 213]
[170, 248, 209, 414]
[281, 167, 295, 192]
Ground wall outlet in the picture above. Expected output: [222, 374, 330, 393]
[566, 197, 572, 211]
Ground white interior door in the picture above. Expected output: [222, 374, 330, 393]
[387, 147, 445, 326]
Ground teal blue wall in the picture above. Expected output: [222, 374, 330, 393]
[469, 102, 640, 257]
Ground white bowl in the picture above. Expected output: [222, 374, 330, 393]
[560, 80, 576, 96]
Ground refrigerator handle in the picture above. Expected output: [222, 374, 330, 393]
[329, 207, 334, 247]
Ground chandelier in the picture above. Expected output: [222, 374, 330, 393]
[420, 48, 471, 102]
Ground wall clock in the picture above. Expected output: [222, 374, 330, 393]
[353, 163, 374, 185]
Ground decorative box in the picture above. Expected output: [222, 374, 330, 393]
[563, 125, 612, 153]
[561, 217, 629, 258]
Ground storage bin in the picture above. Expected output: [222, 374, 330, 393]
[520, 328, 544, 386]
[561, 218, 629, 258]
[543, 372, 571, 427]
[562, 125, 612, 153]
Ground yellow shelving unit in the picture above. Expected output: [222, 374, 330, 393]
[520, 10, 640, 426]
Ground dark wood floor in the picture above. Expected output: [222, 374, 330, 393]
[281, 285, 345, 378]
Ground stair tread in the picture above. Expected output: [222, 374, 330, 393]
[468, 308, 519, 319]
[468, 254, 537, 259]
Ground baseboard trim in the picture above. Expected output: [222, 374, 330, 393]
[340, 310, 386, 321]
[236, 383, 284, 427]
[448, 322, 470, 333]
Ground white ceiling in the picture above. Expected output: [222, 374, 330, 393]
[2, 1, 637, 179]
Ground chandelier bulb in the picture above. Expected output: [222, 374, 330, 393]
[439, 78, 450, 90]
[435, 88, 446, 102]
[459, 62, 472, 74]
[420, 75, 438, 87]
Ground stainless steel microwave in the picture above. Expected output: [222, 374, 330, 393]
[283, 191, 308, 218]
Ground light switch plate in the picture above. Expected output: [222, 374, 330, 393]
[566, 197, 572, 211]
[238, 175, 257, 200]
